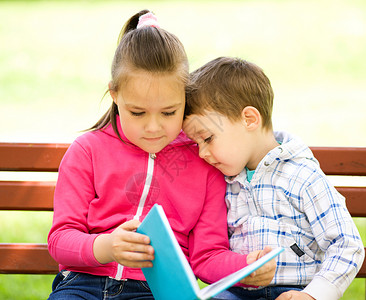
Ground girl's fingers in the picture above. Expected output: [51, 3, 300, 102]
[110, 221, 155, 267]
[116, 229, 151, 246]
[113, 238, 154, 255]
[115, 249, 154, 265]
[113, 241, 154, 268]
[119, 219, 141, 231]
[94, 220, 154, 266]
[113, 219, 150, 245]
[119, 259, 153, 269]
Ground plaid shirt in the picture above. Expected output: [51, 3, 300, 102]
[225, 131, 364, 299]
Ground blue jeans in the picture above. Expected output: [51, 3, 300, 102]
[213, 285, 306, 300]
[48, 271, 154, 299]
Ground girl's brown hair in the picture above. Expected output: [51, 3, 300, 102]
[185, 57, 274, 130]
[89, 10, 188, 139]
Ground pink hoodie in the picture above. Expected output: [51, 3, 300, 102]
[48, 116, 249, 283]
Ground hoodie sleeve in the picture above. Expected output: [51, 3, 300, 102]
[48, 140, 102, 267]
[188, 166, 250, 283]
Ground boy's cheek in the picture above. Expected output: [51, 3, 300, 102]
[182, 122, 193, 140]
[182, 119, 189, 130]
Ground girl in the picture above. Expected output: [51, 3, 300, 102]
[47, 10, 274, 299]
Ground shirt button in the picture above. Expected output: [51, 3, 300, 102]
[264, 161, 270, 166]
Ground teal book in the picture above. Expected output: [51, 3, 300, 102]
[137, 204, 284, 300]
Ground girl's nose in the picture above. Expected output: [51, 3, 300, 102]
[145, 116, 162, 132]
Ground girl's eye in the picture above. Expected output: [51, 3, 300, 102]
[162, 110, 176, 116]
[203, 135, 213, 144]
[130, 111, 145, 116]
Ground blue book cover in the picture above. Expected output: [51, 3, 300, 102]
[137, 204, 284, 300]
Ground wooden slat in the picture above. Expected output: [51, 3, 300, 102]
[0, 243, 59, 274]
[0, 181, 55, 211]
[311, 147, 366, 176]
[1, 144, 364, 174]
[358, 251, 366, 278]
[0, 143, 69, 172]
[337, 186, 366, 218]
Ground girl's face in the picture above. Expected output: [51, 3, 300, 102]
[111, 70, 185, 154]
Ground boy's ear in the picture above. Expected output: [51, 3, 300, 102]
[241, 106, 261, 130]
[109, 82, 117, 104]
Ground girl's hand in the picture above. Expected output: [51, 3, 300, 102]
[239, 246, 276, 286]
[93, 219, 154, 268]
[275, 291, 315, 300]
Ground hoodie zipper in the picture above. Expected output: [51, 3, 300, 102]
[115, 152, 156, 280]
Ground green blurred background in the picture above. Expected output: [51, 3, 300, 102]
[0, 0, 365, 299]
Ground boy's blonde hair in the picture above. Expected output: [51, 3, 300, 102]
[185, 57, 274, 130]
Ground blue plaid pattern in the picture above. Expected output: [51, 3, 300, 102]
[225, 131, 364, 298]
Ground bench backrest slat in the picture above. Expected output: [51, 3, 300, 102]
[0, 181, 55, 211]
[0, 143, 69, 172]
[0, 244, 58, 274]
[311, 147, 366, 176]
[337, 187, 366, 218]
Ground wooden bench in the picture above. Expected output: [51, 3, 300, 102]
[0, 143, 365, 279]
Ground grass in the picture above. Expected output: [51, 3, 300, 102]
[0, 212, 54, 299]
[0, 274, 54, 300]
[0, 0, 365, 298]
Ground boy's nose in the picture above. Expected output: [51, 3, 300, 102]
[198, 145, 209, 159]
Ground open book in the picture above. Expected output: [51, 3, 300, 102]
[137, 204, 283, 300]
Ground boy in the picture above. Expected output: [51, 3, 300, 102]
[183, 57, 364, 300]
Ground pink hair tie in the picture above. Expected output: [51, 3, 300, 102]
[137, 12, 160, 29]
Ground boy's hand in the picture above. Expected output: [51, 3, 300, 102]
[93, 219, 154, 268]
[239, 246, 276, 286]
[275, 291, 315, 300]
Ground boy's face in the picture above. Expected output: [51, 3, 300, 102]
[183, 111, 255, 176]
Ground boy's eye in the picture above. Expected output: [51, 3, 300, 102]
[162, 110, 176, 116]
[130, 111, 145, 116]
[203, 135, 213, 143]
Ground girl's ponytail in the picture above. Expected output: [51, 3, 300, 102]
[117, 9, 149, 45]
[89, 9, 188, 141]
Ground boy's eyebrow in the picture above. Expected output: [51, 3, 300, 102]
[194, 129, 208, 135]
[190, 129, 211, 139]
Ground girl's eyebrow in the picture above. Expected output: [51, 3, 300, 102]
[163, 103, 182, 109]
[124, 104, 145, 110]
[124, 103, 182, 110]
